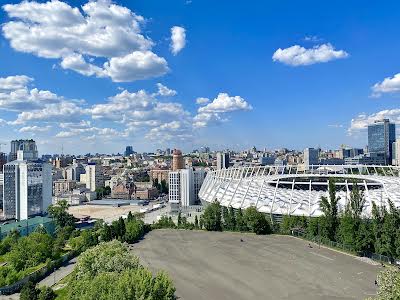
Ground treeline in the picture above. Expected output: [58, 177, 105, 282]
[153, 201, 272, 235]
[281, 179, 400, 259]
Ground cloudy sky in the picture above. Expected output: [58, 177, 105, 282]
[1, 0, 400, 154]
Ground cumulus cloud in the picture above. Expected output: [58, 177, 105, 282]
[272, 43, 348, 66]
[0, 75, 69, 112]
[371, 73, 400, 97]
[155, 83, 177, 97]
[2, 0, 168, 82]
[196, 97, 209, 105]
[170, 26, 186, 55]
[194, 93, 252, 128]
[348, 109, 400, 135]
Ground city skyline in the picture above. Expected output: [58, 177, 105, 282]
[2, 1, 400, 153]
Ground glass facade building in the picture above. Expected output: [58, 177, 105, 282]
[368, 119, 396, 165]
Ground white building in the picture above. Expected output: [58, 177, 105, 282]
[392, 140, 400, 166]
[216, 152, 230, 170]
[3, 150, 52, 221]
[84, 163, 104, 192]
[65, 163, 85, 181]
[303, 148, 319, 169]
[169, 168, 206, 209]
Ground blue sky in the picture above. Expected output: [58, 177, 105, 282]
[1, 0, 400, 154]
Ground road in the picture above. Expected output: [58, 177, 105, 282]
[38, 257, 77, 287]
[131, 230, 381, 300]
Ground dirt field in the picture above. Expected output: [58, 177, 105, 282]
[132, 230, 381, 300]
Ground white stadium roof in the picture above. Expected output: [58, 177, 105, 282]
[198, 165, 400, 217]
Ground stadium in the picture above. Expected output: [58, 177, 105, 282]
[198, 165, 400, 217]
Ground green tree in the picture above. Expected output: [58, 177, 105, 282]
[177, 212, 182, 227]
[20, 281, 38, 300]
[319, 179, 340, 241]
[235, 208, 248, 232]
[47, 200, 75, 228]
[100, 224, 112, 242]
[37, 286, 56, 300]
[244, 206, 272, 235]
[202, 201, 222, 231]
[367, 267, 400, 300]
[194, 215, 199, 229]
[125, 219, 145, 243]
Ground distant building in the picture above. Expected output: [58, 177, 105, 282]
[149, 168, 170, 187]
[111, 182, 135, 200]
[8, 139, 38, 162]
[344, 153, 386, 165]
[84, 163, 104, 192]
[125, 146, 134, 157]
[368, 119, 396, 165]
[303, 148, 319, 169]
[216, 152, 230, 170]
[65, 163, 85, 181]
[0, 152, 6, 172]
[169, 168, 206, 209]
[259, 156, 275, 166]
[53, 179, 77, 196]
[3, 150, 52, 221]
[172, 149, 184, 171]
[392, 140, 400, 166]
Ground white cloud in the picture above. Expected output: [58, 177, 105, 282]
[272, 43, 349, 66]
[328, 124, 344, 128]
[2, 0, 168, 82]
[348, 109, 400, 135]
[196, 97, 209, 105]
[170, 26, 186, 55]
[371, 73, 400, 97]
[0, 75, 68, 111]
[155, 83, 177, 97]
[198, 93, 252, 113]
[304, 36, 322, 42]
[19, 125, 51, 132]
[102, 51, 168, 82]
[194, 93, 252, 128]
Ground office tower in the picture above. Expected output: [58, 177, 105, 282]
[0, 152, 6, 172]
[3, 150, 52, 221]
[303, 148, 319, 169]
[368, 119, 396, 165]
[65, 163, 85, 181]
[85, 163, 104, 192]
[169, 168, 206, 208]
[216, 152, 230, 170]
[8, 139, 38, 162]
[172, 149, 184, 171]
[125, 146, 134, 157]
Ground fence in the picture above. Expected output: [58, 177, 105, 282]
[0, 251, 76, 295]
[291, 229, 395, 265]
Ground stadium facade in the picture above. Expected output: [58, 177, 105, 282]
[198, 165, 400, 217]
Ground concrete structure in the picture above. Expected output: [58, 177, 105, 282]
[216, 152, 230, 170]
[392, 139, 400, 166]
[169, 168, 206, 208]
[345, 153, 386, 165]
[8, 139, 38, 162]
[84, 163, 104, 192]
[172, 149, 184, 171]
[65, 163, 85, 181]
[303, 148, 319, 169]
[53, 179, 77, 196]
[368, 119, 396, 165]
[199, 164, 400, 217]
[3, 150, 52, 220]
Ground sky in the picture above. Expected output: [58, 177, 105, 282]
[1, 0, 400, 154]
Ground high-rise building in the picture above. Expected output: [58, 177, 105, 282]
[3, 150, 52, 220]
[65, 163, 85, 181]
[0, 152, 6, 172]
[392, 140, 400, 166]
[84, 163, 104, 192]
[169, 168, 206, 209]
[368, 119, 396, 165]
[303, 148, 319, 169]
[172, 149, 184, 171]
[216, 152, 230, 170]
[8, 139, 38, 162]
[125, 146, 134, 157]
